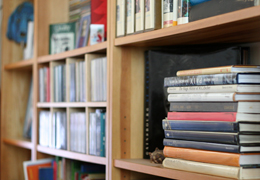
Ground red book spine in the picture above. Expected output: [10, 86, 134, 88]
[167, 112, 237, 121]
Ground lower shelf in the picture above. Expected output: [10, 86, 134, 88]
[37, 145, 106, 165]
[3, 138, 33, 149]
[114, 159, 234, 180]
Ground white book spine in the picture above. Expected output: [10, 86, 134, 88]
[135, 0, 145, 32]
[168, 93, 234, 102]
[238, 102, 260, 113]
[116, 0, 126, 37]
[163, 158, 239, 179]
[126, 0, 135, 34]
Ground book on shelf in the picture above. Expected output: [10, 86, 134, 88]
[23, 21, 34, 60]
[126, 0, 135, 35]
[39, 111, 51, 147]
[167, 84, 260, 93]
[55, 111, 67, 150]
[53, 64, 66, 102]
[39, 167, 54, 180]
[23, 158, 53, 180]
[39, 66, 50, 102]
[145, 0, 161, 31]
[177, 0, 190, 25]
[70, 112, 86, 153]
[189, 0, 257, 22]
[89, 24, 105, 45]
[169, 102, 260, 113]
[135, 0, 145, 33]
[163, 146, 260, 167]
[23, 78, 33, 139]
[90, 57, 107, 102]
[164, 73, 260, 87]
[162, 119, 260, 132]
[177, 65, 260, 76]
[167, 111, 260, 122]
[162, 0, 178, 27]
[91, 0, 107, 39]
[162, 158, 260, 179]
[89, 109, 106, 157]
[167, 92, 260, 102]
[76, 14, 91, 48]
[163, 138, 260, 153]
[164, 130, 260, 144]
[143, 46, 244, 158]
[49, 22, 77, 54]
[116, 0, 126, 37]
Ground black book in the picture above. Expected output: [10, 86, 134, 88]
[143, 46, 245, 158]
[189, 0, 255, 22]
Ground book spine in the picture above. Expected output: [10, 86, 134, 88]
[164, 130, 238, 144]
[167, 84, 238, 93]
[162, 158, 239, 179]
[167, 112, 237, 121]
[163, 146, 241, 167]
[164, 73, 238, 87]
[163, 139, 240, 153]
[168, 93, 235, 102]
[162, 120, 238, 132]
[177, 66, 232, 76]
[169, 102, 238, 112]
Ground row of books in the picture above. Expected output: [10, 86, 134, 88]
[38, 57, 107, 103]
[39, 109, 106, 157]
[70, 61, 86, 102]
[117, 0, 259, 37]
[49, 0, 107, 55]
[161, 65, 260, 179]
[23, 157, 105, 180]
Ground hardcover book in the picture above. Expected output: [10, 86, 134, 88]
[49, 22, 77, 54]
[135, 0, 145, 33]
[116, 0, 126, 37]
[76, 15, 91, 48]
[143, 46, 243, 158]
[126, 0, 135, 34]
[162, 0, 178, 27]
[145, 0, 161, 31]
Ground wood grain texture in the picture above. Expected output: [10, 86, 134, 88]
[4, 59, 34, 70]
[115, 6, 260, 47]
[3, 138, 33, 149]
[114, 159, 235, 180]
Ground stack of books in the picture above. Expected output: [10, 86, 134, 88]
[162, 65, 260, 179]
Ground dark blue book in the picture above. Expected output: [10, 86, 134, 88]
[39, 167, 53, 180]
[164, 130, 260, 145]
[164, 73, 260, 87]
[163, 139, 260, 153]
[80, 163, 105, 173]
[162, 120, 260, 133]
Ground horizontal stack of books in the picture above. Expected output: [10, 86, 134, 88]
[162, 65, 260, 179]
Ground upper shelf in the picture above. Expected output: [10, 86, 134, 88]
[37, 102, 107, 108]
[4, 58, 34, 70]
[3, 138, 33, 150]
[114, 159, 234, 180]
[115, 6, 260, 47]
[38, 41, 107, 63]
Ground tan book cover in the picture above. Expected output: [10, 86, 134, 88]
[145, 0, 161, 31]
[126, 0, 135, 34]
[135, 0, 145, 33]
[116, 0, 126, 37]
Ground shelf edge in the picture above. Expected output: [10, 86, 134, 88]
[4, 59, 34, 70]
[37, 102, 107, 108]
[3, 138, 33, 150]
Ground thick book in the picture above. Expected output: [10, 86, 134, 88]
[143, 46, 244, 158]
[135, 0, 145, 33]
[126, 0, 135, 35]
[163, 146, 260, 167]
[167, 84, 260, 93]
[168, 93, 260, 102]
[177, 65, 260, 76]
[167, 112, 260, 122]
[162, 119, 260, 132]
[163, 158, 260, 179]
[169, 102, 260, 113]
[189, 0, 256, 23]
[164, 130, 260, 145]
[164, 73, 260, 87]
[145, 0, 161, 31]
[116, 0, 126, 37]
[163, 138, 260, 153]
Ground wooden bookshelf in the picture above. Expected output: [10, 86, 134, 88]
[1, 0, 260, 179]
[114, 159, 234, 180]
[37, 145, 106, 165]
[4, 58, 34, 70]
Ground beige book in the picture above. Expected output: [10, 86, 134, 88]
[162, 0, 178, 28]
[135, 0, 145, 33]
[163, 158, 260, 179]
[126, 0, 135, 34]
[145, 0, 161, 31]
[116, 0, 126, 37]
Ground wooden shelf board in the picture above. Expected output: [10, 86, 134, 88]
[3, 138, 33, 150]
[38, 42, 107, 63]
[37, 145, 106, 165]
[4, 59, 34, 70]
[115, 6, 260, 47]
[114, 159, 234, 180]
[37, 102, 107, 108]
